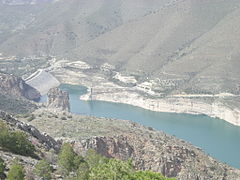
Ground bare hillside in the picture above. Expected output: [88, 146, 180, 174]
[0, 0, 239, 95]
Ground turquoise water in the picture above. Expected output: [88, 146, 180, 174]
[54, 84, 240, 168]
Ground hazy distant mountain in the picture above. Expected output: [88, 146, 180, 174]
[0, 0, 240, 94]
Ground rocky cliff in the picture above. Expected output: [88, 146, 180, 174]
[0, 73, 40, 101]
[74, 135, 240, 180]
[47, 87, 70, 112]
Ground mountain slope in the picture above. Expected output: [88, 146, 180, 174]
[160, 6, 240, 94]
[0, 0, 239, 95]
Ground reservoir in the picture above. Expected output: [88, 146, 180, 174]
[48, 84, 240, 168]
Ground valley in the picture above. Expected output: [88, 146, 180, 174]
[0, 0, 240, 179]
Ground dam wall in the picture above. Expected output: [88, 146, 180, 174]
[25, 69, 60, 95]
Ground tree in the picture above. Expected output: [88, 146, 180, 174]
[85, 149, 108, 169]
[87, 157, 176, 180]
[88, 158, 133, 180]
[131, 170, 175, 180]
[0, 121, 9, 149]
[76, 162, 90, 180]
[7, 161, 25, 180]
[0, 157, 6, 179]
[0, 121, 35, 157]
[73, 155, 85, 171]
[55, 146, 175, 180]
[34, 160, 52, 180]
[58, 143, 76, 175]
[8, 131, 35, 156]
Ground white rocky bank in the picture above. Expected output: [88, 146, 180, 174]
[81, 90, 240, 126]
[50, 61, 240, 126]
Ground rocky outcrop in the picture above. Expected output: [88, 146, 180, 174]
[47, 88, 70, 112]
[0, 150, 38, 171]
[73, 133, 240, 180]
[0, 73, 40, 101]
[0, 111, 60, 152]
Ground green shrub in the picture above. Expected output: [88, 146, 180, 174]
[0, 121, 9, 148]
[8, 131, 35, 156]
[23, 114, 30, 118]
[61, 117, 67, 120]
[88, 159, 176, 180]
[73, 155, 85, 171]
[0, 157, 6, 179]
[34, 160, 52, 180]
[131, 170, 174, 180]
[57, 145, 175, 180]
[57, 143, 76, 175]
[85, 149, 108, 169]
[7, 161, 25, 180]
[0, 121, 35, 157]
[27, 115, 35, 122]
[88, 158, 133, 180]
[76, 162, 90, 180]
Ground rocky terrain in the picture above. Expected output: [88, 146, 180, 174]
[0, 73, 40, 101]
[0, 111, 60, 179]
[47, 87, 70, 112]
[0, 72, 40, 114]
[0, 109, 174, 180]
[19, 109, 240, 180]
[0, 111, 60, 152]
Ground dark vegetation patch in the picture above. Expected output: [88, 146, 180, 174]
[0, 93, 36, 114]
[0, 121, 36, 157]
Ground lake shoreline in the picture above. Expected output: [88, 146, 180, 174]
[79, 89, 240, 127]
[48, 65, 240, 127]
